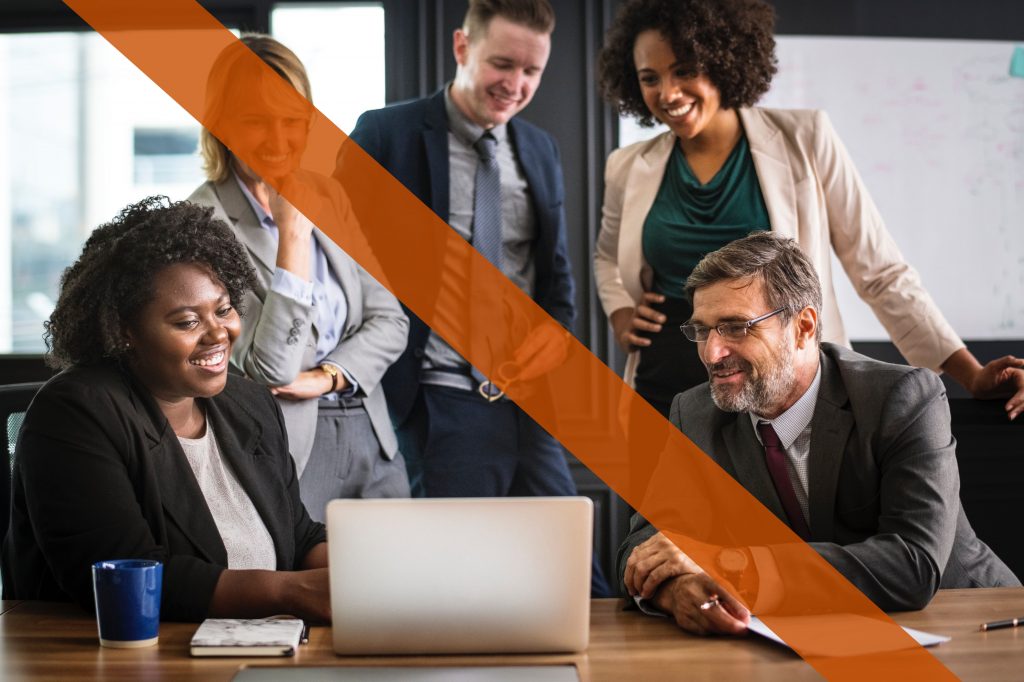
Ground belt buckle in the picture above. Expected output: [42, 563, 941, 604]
[477, 380, 504, 403]
[477, 361, 521, 403]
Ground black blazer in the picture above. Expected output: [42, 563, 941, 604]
[337, 89, 576, 424]
[1, 364, 325, 622]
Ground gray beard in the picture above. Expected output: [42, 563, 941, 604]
[708, 342, 796, 415]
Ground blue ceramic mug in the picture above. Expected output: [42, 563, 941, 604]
[91, 559, 163, 648]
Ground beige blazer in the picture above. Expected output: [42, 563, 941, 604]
[594, 107, 963, 386]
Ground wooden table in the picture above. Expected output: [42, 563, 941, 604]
[2, 590, 1023, 681]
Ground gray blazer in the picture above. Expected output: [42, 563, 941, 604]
[189, 176, 408, 474]
[619, 343, 1018, 611]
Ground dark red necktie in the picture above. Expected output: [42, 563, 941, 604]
[756, 421, 811, 540]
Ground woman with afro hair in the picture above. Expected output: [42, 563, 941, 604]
[594, 0, 1023, 468]
[1, 197, 332, 623]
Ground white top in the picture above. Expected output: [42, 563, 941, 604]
[178, 419, 277, 570]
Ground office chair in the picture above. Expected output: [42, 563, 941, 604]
[0, 381, 45, 543]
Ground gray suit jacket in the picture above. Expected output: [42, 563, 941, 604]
[189, 176, 408, 474]
[619, 343, 1018, 611]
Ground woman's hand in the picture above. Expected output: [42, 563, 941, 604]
[270, 174, 324, 280]
[208, 567, 332, 624]
[610, 292, 667, 352]
[271, 369, 346, 401]
[969, 356, 1024, 420]
[942, 348, 1024, 420]
[279, 568, 332, 624]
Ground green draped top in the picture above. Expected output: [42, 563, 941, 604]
[641, 135, 771, 298]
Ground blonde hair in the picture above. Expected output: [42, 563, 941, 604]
[199, 34, 313, 183]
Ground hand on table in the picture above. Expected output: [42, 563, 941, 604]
[625, 531, 749, 636]
[652, 573, 750, 636]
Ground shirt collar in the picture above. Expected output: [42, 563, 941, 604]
[750, 360, 822, 449]
[443, 82, 508, 146]
[232, 169, 275, 229]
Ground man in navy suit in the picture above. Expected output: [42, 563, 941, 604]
[337, 0, 582, 498]
[334, 0, 595, 541]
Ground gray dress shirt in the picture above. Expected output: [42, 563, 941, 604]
[420, 85, 538, 388]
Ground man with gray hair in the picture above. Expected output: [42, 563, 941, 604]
[619, 232, 1017, 635]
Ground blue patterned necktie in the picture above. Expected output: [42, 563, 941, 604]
[470, 132, 503, 399]
[472, 133, 502, 271]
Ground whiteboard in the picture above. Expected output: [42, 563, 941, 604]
[620, 36, 1024, 340]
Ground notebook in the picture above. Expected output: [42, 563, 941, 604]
[326, 497, 593, 655]
[747, 615, 951, 657]
[190, 617, 305, 657]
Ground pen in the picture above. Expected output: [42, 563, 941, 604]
[699, 594, 721, 611]
[979, 617, 1024, 632]
[300, 622, 310, 644]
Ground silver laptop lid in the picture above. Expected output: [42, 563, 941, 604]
[326, 497, 592, 655]
[233, 666, 580, 681]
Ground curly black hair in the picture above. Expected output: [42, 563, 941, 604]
[598, 0, 777, 126]
[44, 196, 256, 369]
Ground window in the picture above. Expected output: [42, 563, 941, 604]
[1, 3, 386, 354]
[0, 32, 209, 352]
[271, 3, 386, 135]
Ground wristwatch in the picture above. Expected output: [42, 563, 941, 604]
[715, 547, 756, 602]
[319, 364, 339, 392]
[716, 547, 748, 584]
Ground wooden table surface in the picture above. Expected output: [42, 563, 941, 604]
[2, 590, 1023, 681]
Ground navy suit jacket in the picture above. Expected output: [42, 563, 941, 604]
[336, 89, 575, 425]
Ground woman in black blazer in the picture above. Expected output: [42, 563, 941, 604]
[1, 197, 330, 622]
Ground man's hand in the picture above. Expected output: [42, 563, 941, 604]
[511, 322, 571, 383]
[652, 573, 750, 636]
[271, 369, 347, 401]
[624, 531, 706, 600]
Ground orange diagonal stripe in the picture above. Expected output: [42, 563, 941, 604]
[64, 1, 955, 678]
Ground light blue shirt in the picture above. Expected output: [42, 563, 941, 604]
[234, 172, 358, 396]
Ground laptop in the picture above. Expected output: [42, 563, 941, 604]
[326, 497, 592, 655]
[233, 666, 579, 681]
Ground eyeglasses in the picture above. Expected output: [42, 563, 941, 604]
[679, 307, 787, 343]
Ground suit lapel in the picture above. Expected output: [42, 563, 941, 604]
[510, 121, 546, 209]
[807, 350, 854, 541]
[423, 91, 450, 221]
[721, 415, 789, 523]
[215, 177, 280, 275]
[130, 383, 227, 566]
[205, 394, 291, 569]
[740, 108, 797, 239]
[620, 133, 674, 300]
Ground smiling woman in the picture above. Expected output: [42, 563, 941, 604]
[0, 197, 332, 623]
[593, 0, 1024, 496]
[189, 34, 411, 521]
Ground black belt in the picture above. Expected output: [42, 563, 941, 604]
[318, 395, 364, 409]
